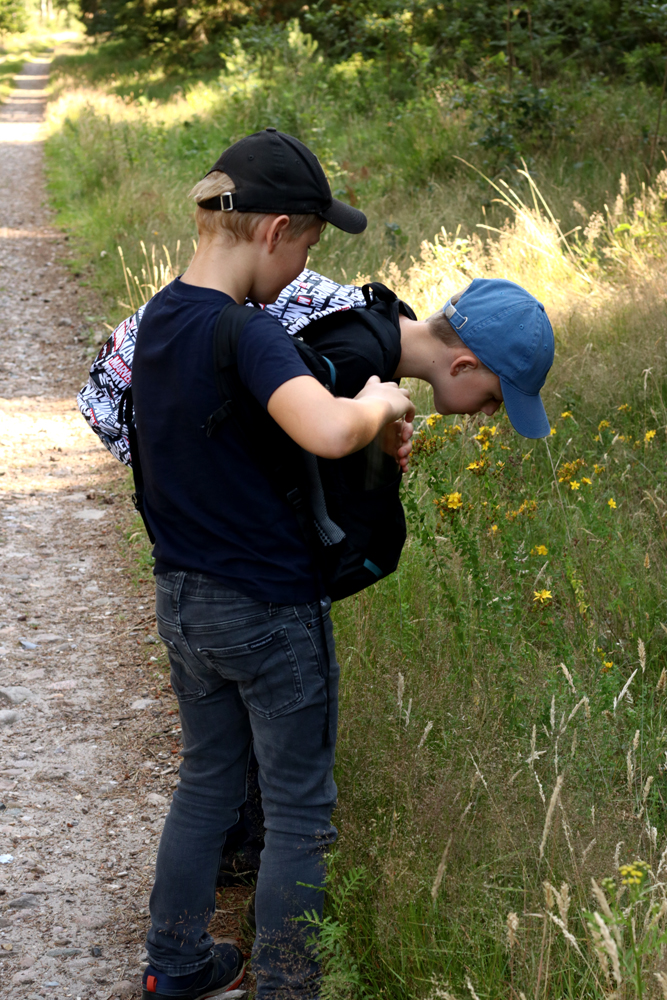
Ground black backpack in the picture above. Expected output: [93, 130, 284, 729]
[127, 282, 409, 603]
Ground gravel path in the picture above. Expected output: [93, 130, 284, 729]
[0, 59, 250, 1000]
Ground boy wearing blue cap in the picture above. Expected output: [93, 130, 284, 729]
[394, 277, 554, 439]
[298, 275, 555, 439]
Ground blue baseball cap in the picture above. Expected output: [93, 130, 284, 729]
[442, 278, 554, 438]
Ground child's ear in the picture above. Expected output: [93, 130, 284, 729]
[450, 355, 479, 376]
[265, 214, 291, 250]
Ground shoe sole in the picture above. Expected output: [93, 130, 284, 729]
[141, 962, 245, 1000]
[201, 964, 246, 998]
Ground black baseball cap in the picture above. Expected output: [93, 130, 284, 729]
[197, 127, 367, 235]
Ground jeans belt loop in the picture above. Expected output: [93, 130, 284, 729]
[172, 571, 186, 628]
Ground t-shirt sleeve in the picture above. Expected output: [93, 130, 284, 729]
[237, 310, 313, 408]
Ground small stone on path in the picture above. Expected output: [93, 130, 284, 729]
[11, 969, 35, 984]
[131, 698, 155, 710]
[75, 912, 108, 929]
[0, 685, 32, 704]
[146, 792, 168, 807]
[0, 711, 18, 726]
[108, 981, 134, 997]
[8, 893, 41, 908]
[73, 508, 105, 521]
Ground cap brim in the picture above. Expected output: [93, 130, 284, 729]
[320, 199, 367, 234]
[500, 378, 551, 439]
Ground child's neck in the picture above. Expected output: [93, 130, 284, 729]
[180, 235, 255, 303]
[395, 315, 450, 382]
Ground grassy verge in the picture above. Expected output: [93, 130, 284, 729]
[43, 32, 667, 999]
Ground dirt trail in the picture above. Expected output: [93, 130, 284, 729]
[0, 59, 251, 1000]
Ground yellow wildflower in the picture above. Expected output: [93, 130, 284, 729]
[570, 480, 580, 490]
[593, 464, 605, 474]
[602, 661, 613, 672]
[507, 499, 538, 521]
[582, 477, 592, 485]
[645, 429, 657, 443]
[434, 492, 464, 515]
[558, 458, 586, 483]
[550, 428, 557, 436]
[425, 413, 441, 428]
[598, 419, 610, 431]
[411, 433, 447, 458]
[531, 545, 548, 556]
[594, 434, 601, 442]
[467, 459, 487, 474]
[533, 589, 552, 604]
[619, 861, 649, 887]
[496, 461, 505, 469]
[489, 524, 499, 535]
[607, 497, 617, 509]
[474, 424, 497, 443]
[561, 410, 573, 419]
[617, 403, 631, 412]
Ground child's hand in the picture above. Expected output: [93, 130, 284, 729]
[381, 418, 414, 472]
[355, 375, 415, 425]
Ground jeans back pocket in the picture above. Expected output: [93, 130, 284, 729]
[197, 627, 303, 720]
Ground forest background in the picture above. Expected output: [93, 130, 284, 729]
[3, 1, 667, 997]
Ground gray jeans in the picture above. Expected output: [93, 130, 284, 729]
[146, 571, 339, 999]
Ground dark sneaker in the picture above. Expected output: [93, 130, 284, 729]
[142, 943, 245, 999]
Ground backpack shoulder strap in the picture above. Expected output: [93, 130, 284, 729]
[120, 386, 156, 545]
[205, 302, 261, 437]
[351, 282, 405, 382]
[206, 302, 318, 550]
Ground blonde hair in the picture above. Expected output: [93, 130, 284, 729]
[189, 171, 324, 243]
[426, 289, 490, 371]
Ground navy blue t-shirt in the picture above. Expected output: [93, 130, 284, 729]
[132, 278, 318, 604]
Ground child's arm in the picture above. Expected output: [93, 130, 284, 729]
[268, 374, 414, 460]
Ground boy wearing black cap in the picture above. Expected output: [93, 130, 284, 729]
[134, 129, 414, 1000]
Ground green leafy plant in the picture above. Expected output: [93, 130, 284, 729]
[298, 864, 373, 1000]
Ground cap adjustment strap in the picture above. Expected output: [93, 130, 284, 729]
[443, 300, 468, 331]
[197, 191, 236, 212]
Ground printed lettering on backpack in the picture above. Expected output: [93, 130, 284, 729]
[76, 270, 366, 467]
